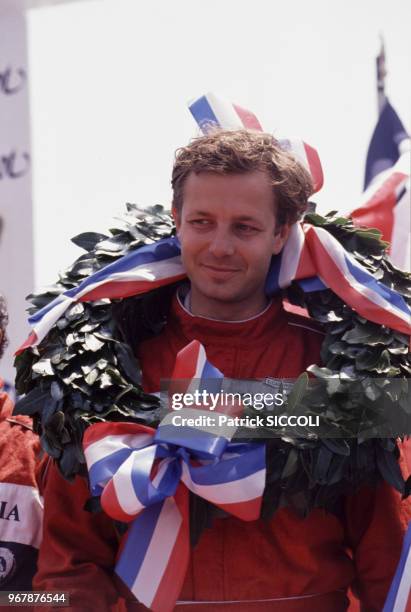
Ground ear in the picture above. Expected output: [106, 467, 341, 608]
[172, 206, 181, 233]
[272, 224, 291, 255]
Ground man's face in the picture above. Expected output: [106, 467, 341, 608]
[174, 170, 290, 318]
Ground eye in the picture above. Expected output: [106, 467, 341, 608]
[189, 219, 212, 227]
[235, 223, 259, 234]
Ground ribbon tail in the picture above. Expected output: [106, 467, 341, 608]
[116, 486, 189, 612]
[304, 226, 411, 335]
[181, 443, 266, 522]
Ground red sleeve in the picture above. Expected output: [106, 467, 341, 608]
[344, 477, 411, 612]
[34, 460, 145, 611]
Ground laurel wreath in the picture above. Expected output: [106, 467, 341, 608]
[14, 204, 411, 527]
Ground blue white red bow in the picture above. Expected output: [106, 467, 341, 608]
[383, 521, 411, 612]
[83, 419, 265, 611]
[17, 219, 411, 353]
[81, 340, 262, 611]
[188, 92, 324, 193]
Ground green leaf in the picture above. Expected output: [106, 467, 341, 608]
[305, 213, 327, 226]
[376, 447, 405, 493]
[355, 348, 382, 370]
[84, 334, 105, 352]
[32, 358, 54, 376]
[388, 345, 409, 355]
[307, 365, 338, 379]
[50, 380, 64, 401]
[40, 433, 62, 459]
[14, 350, 35, 395]
[99, 372, 113, 389]
[14, 387, 52, 416]
[312, 446, 333, 484]
[85, 368, 99, 385]
[65, 303, 85, 321]
[59, 443, 81, 480]
[114, 342, 142, 386]
[281, 449, 299, 479]
[342, 325, 393, 346]
[328, 341, 349, 355]
[95, 234, 131, 254]
[322, 438, 350, 456]
[47, 410, 65, 433]
[361, 379, 381, 401]
[286, 373, 308, 412]
[68, 259, 95, 279]
[71, 232, 108, 252]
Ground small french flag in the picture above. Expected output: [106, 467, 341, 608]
[188, 91, 263, 133]
[188, 92, 324, 193]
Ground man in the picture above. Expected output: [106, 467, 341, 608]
[0, 294, 43, 590]
[34, 130, 409, 611]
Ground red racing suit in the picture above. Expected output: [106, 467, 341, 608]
[0, 380, 43, 591]
[34, 295, 411, 611]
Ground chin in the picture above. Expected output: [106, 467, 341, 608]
[195, 282, 247, 304]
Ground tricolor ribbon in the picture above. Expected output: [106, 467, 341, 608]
[83, 420, 265, 612]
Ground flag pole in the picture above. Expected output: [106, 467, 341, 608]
[376, 34, 387, 116]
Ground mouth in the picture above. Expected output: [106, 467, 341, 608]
[202, 264, 240, 273]
[201, 264, 241, 280]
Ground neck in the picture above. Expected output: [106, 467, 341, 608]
[189, 289, 269, 321]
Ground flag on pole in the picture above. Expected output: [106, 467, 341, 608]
[351, 100, 410, 272]
[351, 40, 410, 272]
[363, 100, 409, 191]
[376, 36, 387, 115]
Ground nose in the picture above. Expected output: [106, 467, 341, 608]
[208, 228, 235, 258]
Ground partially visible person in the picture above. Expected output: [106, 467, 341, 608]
[0, 294, 43, 590]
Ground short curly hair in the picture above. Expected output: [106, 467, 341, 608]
[171, 129, 314, 226]
[0, 294, 8, 360]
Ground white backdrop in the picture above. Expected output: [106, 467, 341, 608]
[0, 9, 33, 387]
